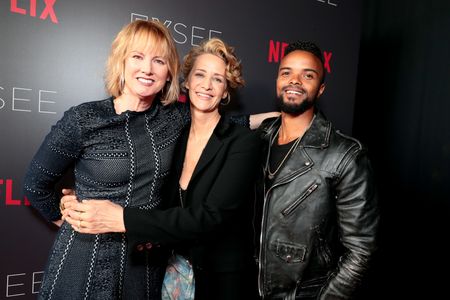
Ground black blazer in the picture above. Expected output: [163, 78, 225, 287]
[124, 118, 261, 272]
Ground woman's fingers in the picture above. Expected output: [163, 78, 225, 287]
[61, 188, 75, 195]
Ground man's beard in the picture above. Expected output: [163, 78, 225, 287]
[276, 93, 316, 116]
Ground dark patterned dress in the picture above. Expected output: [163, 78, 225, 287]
[23, 97, 189, 299]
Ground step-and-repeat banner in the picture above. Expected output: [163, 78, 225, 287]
[0, 0, 360, 298]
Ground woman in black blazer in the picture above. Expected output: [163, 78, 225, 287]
[63, 38, 262, 300]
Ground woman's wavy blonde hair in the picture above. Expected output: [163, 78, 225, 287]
[182, 38, 244, 104]
[105, 20, 180, 105]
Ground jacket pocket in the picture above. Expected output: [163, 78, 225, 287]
[281, 182, 319, 217]
[270, 239, 307, 264]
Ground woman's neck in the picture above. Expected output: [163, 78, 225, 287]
[189, 110, 221, 141]
[113, 94, 155, 114]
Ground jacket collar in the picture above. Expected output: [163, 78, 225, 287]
[266, 111, 332, 149]
[213, 116, 233, 138]
[301, 111, 332, 149]
[263, 112, 332, 184]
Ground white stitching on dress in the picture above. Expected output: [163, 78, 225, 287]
[83, 234, 100, 300]
[48, 228, 76, 300]
[118, 113, 135, 298]
[144, 113, 159, 210]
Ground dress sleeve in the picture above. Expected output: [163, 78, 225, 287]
[227, 114, 250, 128]
[174, 100, 191, 124]
[23, 106, 83, 222]
[228, 112, 280, 130]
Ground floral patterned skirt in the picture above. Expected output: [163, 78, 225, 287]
[162, 254, 195, 300]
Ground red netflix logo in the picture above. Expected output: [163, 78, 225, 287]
[268, 40, 289, 63]
[267, 40, 333, 73]
[1, 179, 30, 206]
[10, 0, 58, 24]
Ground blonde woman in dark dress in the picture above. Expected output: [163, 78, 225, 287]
[24, 20, 187, 299]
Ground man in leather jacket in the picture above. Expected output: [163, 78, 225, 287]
[254, 41, 379, 300]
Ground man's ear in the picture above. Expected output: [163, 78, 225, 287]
[317, 83, 326, 98]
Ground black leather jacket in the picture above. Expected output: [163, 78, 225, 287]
[255, 113, 379, 300]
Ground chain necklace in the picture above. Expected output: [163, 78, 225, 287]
[179, 185, 184, 208]
[266, 128, 302, 180]
[265, 115, 315, 180]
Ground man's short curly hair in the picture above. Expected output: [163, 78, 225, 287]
[284, 40, 326, 83]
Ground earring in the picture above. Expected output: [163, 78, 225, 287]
[220, 93, 230, 106]
[119, 73, 125, 92]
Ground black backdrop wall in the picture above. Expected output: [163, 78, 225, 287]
[354, 0, 450, 298]
[4, 0, 447, 298]
[0, 1, 363, 299]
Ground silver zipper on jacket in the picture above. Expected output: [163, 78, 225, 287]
[258, 175, 271, 296]
[281, 183, 318, 217]
[257, 167, 312, 297]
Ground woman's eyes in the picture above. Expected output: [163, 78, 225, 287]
[192, 72, 224, 84]
[154, 58, 166, 65]
[130, 55, 166, 65]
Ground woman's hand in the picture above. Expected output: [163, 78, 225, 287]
[64, 200, 125, 234]
[249, 111, 280, 129]
[60, 188, 78, 219]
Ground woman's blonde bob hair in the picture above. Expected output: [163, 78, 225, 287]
[182, 38, 245, 104]
[105, 20, 180, 105]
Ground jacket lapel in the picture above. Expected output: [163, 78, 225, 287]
[267, 112, 331, 185]
[191, 134, 222, 181]
[190, 118, 228, 182]
[273, 147, 314, 185]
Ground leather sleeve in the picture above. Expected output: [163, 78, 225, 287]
[319, 145, 379, 300]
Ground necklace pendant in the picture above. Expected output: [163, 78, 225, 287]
[268, 173, 274, 180]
